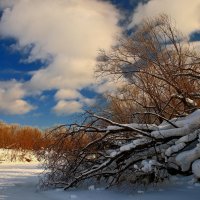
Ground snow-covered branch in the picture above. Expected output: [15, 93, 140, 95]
[41, 109, 200, 189]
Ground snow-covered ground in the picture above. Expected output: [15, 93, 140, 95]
[0, 149, 39, 163]
[0, 162, 200, 200]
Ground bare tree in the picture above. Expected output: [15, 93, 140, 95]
[40, 15, 200, 189]
[97, 14, 200, 123]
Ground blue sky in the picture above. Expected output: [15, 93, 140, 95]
[0, 0, 200, 128]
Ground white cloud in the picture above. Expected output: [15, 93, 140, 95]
[53, 100, 83, 115]
[54, 88, 95, 114]
[0, 0, 16, 9]
[129, 0, 200, 36]
[80, 97, 95, 107]
[55, 89, 80, 100]
[0, 0, 121, 115]
[0, 80, 35, 114]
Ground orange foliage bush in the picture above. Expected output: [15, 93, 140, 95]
[0, 121, 95, 152]
[0, 121, 48, 150]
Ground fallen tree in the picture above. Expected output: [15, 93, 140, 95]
[41, 110, 200, 189]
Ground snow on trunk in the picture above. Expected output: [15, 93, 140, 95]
[192, 159, 200, 179]
[165, 130, 199, 157]
[151, 110, 200, 138]
[176, 144, 200, 171]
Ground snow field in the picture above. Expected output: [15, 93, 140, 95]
[0, 163, 200, 200]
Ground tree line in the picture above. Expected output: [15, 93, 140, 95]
[0, 121, 46, 150]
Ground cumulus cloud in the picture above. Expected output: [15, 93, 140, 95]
[129, 0, 200, 36]
[80, 97, 95, 107]
[55, 89, 80, 100]
[0, 80, 34, 114]
[0, 0, 15, 9]
[0, 0, 121, 115]
[54, 88, 95, 114]
[53, 100, 83, 115]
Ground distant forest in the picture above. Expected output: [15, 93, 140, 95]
[0, 121, 93, 152]
[0, 121, 47, 150]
